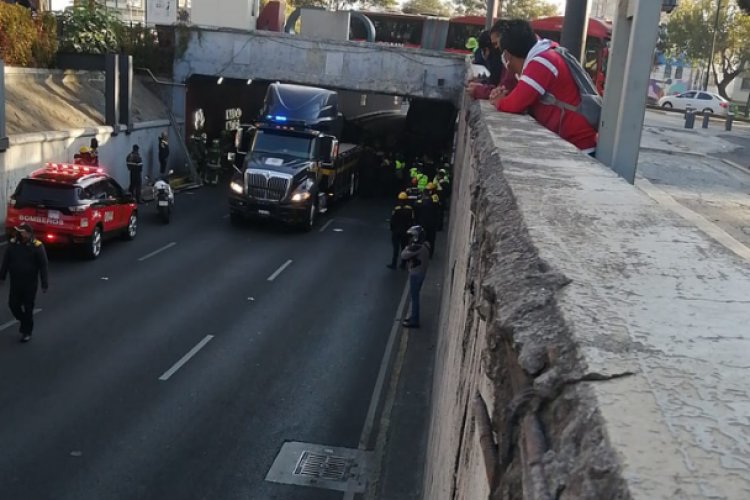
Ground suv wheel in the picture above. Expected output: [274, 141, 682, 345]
[662, 102, 673, 108]
[124, 211, 138, 240]
[85, 226, 103, 260]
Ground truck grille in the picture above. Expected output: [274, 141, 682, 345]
[246, 172, 290, 201]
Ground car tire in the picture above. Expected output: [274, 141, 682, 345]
[123, 211, 138, 240]
[84, 225, 103, 260]
[703, 108, 714, 115]
[662, 102, 673, 108]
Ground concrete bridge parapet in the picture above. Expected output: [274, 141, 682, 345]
[173, 28, 467, 105]
[423, 97, 750, 499]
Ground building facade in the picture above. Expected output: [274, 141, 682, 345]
[590, 0, 616, 19]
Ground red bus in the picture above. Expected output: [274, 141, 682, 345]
[351, 11, 489, 54]
[530, 16, 612, 94]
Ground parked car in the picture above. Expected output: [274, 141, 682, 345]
[5, 163, 138, 259]
[657, 91, 729, 116]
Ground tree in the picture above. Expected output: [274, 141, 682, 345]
[502, 0, 558, 18]
[59, 4, 123, 54]
[666, 0, 750, 99]
[402, 0, 453, 16]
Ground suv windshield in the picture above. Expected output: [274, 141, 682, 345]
[253, 131, 314, 159]
[14, 180, 80, 207]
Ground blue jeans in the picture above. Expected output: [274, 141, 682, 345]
[408, 272, 426, 324]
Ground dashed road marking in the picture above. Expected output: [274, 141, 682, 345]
[158, 335, 214, 381]
[319, 219, 334, 233]
[138, 242, 177, 262]
[0, 308, 43, 332]
[267, 259, 293, 282]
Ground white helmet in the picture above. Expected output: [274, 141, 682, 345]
[407, 225, 425, 244]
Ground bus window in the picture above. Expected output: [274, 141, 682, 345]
[370, 14, 424, 46]
[445, 22, 483, 51]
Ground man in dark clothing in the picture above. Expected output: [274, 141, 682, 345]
[388, 192, 415, 270]
[400, 225, 430, 329]
[415, 186, 440, 257]
[89, 138, 99, 166]
[0, 224, 49, 343]
[158, 132, 170, 175]
[126, 145, 144, 203]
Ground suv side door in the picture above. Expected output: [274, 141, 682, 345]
[89, 180, 119, 233]
[105, 179, 131, 229]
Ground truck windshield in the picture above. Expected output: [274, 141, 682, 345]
[253, 131, 314, 159]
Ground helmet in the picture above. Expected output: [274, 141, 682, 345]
[406, 225, 425, 244]
[79, 146, 90, 154]
[398, 192, 408, 200]
[426, 183, 435, 191]
[438, 169, 447, 175]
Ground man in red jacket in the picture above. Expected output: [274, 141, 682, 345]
[490, 20, 597, 154]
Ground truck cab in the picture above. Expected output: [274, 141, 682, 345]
[229, 83, 360, 231]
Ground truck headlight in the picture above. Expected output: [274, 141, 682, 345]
[230, 181, 244, 194]
[291, 191, 311, 202]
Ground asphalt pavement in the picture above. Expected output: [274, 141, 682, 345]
[0, 184, 408, 500]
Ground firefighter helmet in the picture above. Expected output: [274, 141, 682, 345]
[398, 192, 408, 200]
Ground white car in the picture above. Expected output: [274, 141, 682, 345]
[657, 91, 729, 116]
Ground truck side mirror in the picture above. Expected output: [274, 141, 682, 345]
[320, 136, 338, 165]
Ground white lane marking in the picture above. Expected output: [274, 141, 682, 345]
[158, 335, 214, 381]
[319, 219, 334, 233]
[357, 281, 410, 450]
[267, 259, 293, 282]
[138, 242, 177, 262]
[0, 308, 43, 332]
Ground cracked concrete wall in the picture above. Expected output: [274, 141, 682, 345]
[423, 98, 750, 499]
[173, 29, 466, 105]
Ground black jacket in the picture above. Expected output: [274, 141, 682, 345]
[0, 238, 49, 290]
[127, 152, 143, 175]
[390, 203, 415, 235]
[159, 139, 170, 162]
[416, 195, 440, 229]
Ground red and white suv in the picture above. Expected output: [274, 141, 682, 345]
[5, 163, 138, 259]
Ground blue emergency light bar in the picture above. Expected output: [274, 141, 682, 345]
[266, 114, 288, 122]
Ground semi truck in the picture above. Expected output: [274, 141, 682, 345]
[229, 83, 361, 230]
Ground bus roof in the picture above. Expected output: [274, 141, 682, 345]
[530, 16, 612, 40]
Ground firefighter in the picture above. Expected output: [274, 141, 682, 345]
[158, 131, 170, 175]
[74, 146, 92, 165]
[126, 145, 144, 203]
[416, 184, 440, 257]
[0, 224, 49, 343]
[89, 138, 99, 166]
[388, 192, 415, 270]
[400, 225, 431, 329]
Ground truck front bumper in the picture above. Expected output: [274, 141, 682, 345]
[229, 195, 309, 225]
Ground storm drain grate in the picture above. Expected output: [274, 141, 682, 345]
[294, 451, 351, 481]
[266, 441, 371, 493]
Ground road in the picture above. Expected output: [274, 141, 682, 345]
[0, 185, 406, 500]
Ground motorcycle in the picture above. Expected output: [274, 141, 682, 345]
[143, 170, 175, 224]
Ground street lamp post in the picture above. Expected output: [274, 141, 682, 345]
[704, 0, 722, 91]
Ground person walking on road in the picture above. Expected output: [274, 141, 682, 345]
[0, 224, 49, 343]
[401, 225, 430, 329]
[388, 192, 415, 270]
[126, 145, 144, 203]
[158, 131, 170, 175]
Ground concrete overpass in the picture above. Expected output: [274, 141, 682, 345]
[172, 28, 467, 105]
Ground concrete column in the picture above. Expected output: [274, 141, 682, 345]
[599, 0, 661, 184]
[119, 54, 133, 132]
[0, 59, 7, 152]
[105, 54, 120, 134]
[560, 0, 591, 63]
[596, 0, 631, 166]
[485, 0, 499, 30]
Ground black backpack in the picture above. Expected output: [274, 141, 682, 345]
[539, 46, 602, 130]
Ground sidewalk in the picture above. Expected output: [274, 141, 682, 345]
[368, 229, 446, 500]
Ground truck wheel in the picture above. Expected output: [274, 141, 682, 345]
[303, 201, 317, 231]
[84, 225, 103, 260]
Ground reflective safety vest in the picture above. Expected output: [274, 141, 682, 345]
[417, 174, 429, 191]
[395, 160, 405, 171]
